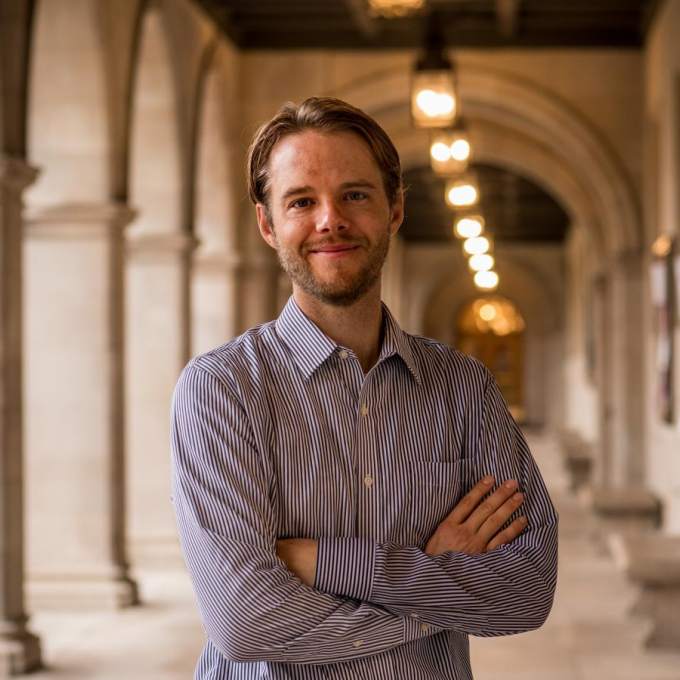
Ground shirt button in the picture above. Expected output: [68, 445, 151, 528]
[421, 623, 430, 632]
[364, 474, 374, 488]
[353, 640, 363, 648]
[410, 612, 419, 618]
[361, 404, 368, 416]
[339, 350, 349, 360]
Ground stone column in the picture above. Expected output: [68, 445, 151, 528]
[236, 250, 281, 333]
[608, 250, 646, 488]
[191, 251, 240, 355]
[0, 157, 42, 673]
[24, 203, 139, 609]
[590, 251, 660, 534]
[126, 232, 197, 565]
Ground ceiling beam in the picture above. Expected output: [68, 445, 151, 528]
[495, 0, 521, 38]
[344, 0, 380, 38]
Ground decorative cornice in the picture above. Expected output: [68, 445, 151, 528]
[126, 231, 199, 256]
[193, 250, 243, 273]
[24, 203, 137, 239]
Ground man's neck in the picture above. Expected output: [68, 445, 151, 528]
[293, 287, 384, 375]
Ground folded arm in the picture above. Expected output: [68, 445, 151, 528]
[171, 363, 435, 665]
[313, 375, 559, 636]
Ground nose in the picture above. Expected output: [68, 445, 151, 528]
[316, 199, 348, 233]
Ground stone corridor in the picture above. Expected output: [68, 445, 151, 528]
[24, 433, 680, 680]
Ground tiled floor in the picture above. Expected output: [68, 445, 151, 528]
[28, 433, 680, 679]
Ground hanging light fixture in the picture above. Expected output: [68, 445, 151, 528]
[366, 0, 426, 18]
[463, 236, 490, 256]
[474, 270, 500, 290]
[445, 172, 480, 208]
[411, 16, 457, 129]
[453, 214, 484, 239]
[469, 253, 495, 272]
[429, 126, 472, 175]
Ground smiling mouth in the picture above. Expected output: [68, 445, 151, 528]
[309, 244, 360, 256]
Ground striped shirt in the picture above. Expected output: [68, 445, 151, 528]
[171, 296, 558, 680]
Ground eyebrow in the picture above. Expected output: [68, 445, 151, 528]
[280, 180, 379, 202]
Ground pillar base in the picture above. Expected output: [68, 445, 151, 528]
[129, 537, 185, 569]
[558, 429, 593, 492]
[610, 532, 680, 650]
[588, 486, 661, 534]
[27, 574, 139, 611]
[0, 627, 42, 675]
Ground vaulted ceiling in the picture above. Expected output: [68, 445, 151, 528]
[194, 0, 662, 50]
[193, 0, 653, 242]
[401, 164, 569, 243]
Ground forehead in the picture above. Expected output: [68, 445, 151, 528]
[267, 130, 382, 193]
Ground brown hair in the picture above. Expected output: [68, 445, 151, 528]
[246, 96, 403, 215]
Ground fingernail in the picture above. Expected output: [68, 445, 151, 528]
[483, 475, 494, 485]
[513, 492, 523, 501]
[519, 516, 528, 524]
[504, 479, 518, 489]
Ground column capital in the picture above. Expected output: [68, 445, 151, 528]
[25, 202, 137, 239]
[0, 156, 39, 193]
[193, 249, 242, 274]
[126, 231, 199, 257]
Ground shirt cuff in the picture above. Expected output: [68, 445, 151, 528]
[314, 537, 376, 602]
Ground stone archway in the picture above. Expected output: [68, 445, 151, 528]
[420, 250, 564, 430]
[126, 1, 191, 565]
[191, 40, 242, 355]
[334, 64, 643, 488]
[24, 0, 138, 608]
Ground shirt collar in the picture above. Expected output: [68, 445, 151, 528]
[275, 296, 421, 384]
[379, 303, 422, 384]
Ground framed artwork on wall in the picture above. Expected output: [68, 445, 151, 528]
[651, 235, 676, 424]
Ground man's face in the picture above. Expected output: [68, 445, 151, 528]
[256, 130, 403, 307]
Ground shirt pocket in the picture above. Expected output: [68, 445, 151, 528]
[406, 459, 476, 549]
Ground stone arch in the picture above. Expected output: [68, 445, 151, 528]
[24, 0, 138, 608]
[125, 0, 192, 564]
[191, 39, 242, 353]
[27, 0, 112, 205]
[128, 1, 183, 235]
[421, 251, 565, 429]
[332, 64, 641, 259]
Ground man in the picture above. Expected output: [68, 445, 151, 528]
[171, 96, 558, 679]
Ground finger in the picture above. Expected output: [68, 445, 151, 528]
[477, 492, 524, 544]
[465, 479, 519, 531]
[485, 516, 528, 552]
[445, 475, 496, 524]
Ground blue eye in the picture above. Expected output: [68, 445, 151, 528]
[291, 198, 311, 209]
[347, 192, 367, 201]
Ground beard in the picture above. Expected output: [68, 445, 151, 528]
[273, 226, 391, 307]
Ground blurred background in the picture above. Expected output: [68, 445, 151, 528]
[0, 0, 679, 677]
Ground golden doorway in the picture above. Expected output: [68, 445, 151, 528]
[455, 297, 526, 422]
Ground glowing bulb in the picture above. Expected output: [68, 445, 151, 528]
[450, 139, 471, 161]
[416, 90, 439, 116]
[447, 184, 478, 207]
[469, 253, 495, 272]
[437, 94, 455, 115]
[463, 236, 490, 256]
[474, 270, 499, 290]
[430, 142, 452, 162]
[479, 303, 497, 321]
[454, 215, 484, 239]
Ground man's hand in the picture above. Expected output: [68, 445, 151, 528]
[276, 538, 318, 587]
[425, 476, 527, 555]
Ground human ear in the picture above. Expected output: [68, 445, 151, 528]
[388, 189, 404, 237]
[256, 204, 277, 249]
